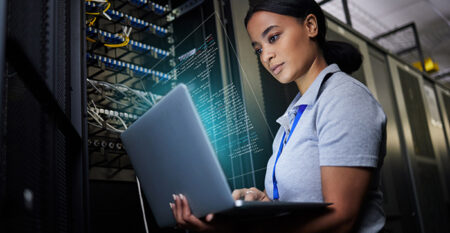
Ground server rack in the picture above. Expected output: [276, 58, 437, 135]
[84, 0, 186, 231]
[2, 0, 88, 233]
[388, 57, 450, 232]
[435, 86, 450, 204]
[422, 79, 450, 202]
[436, 86, 450, 156]
[86, 0, 174, 182]
[84, 0, 270, 231]
[368, 46, 422, 233]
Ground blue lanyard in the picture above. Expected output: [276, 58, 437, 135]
[272, 104, 308, 200]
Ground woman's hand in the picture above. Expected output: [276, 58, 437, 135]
[170, 194, 216, 232]
[231, 187, 270, 201]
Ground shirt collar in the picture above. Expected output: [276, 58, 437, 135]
[276, 93, 301, 135]
[275, 64, 340, 133]
[292, 63, 340, 108]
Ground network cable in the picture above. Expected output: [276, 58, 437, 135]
[85, 1, 169, 36]
[87, 53, 171, 80]
[86, 0, 111, 16]
[87, 103, 135, 133]
[87, 78, 155, 105]
[87, 79, 160, 111]
[86, 26, 171, 58]
[128, 0, 169, 15]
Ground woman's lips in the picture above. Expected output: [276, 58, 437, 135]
[271, 63, 284, 75]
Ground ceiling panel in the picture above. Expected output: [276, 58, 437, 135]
[429, 0, 450, 16]
[321, 0, 450, 84]
[378, 1, 442, 28]
[352, 0, 422, 18]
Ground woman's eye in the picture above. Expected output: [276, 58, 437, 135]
[269, 34, 279, 43]
[255, 48, 262, 55]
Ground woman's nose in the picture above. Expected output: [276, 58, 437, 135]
[261, 49, 275, 64]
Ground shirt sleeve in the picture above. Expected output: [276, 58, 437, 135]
[316, 81, 386, 167]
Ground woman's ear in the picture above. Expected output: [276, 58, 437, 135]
[304, 14, 319, 38]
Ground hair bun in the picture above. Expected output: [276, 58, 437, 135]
[323, 40, 362, 74]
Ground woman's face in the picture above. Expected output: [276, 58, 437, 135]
[246, 11, 319, 84]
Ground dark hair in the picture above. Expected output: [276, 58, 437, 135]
[244, 0, 362, 74]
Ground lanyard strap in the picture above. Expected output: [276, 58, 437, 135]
[272, 104, 307, 200]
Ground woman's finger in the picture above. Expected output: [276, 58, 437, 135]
[180, 194, 191, 220]
[179, 194, 214, 231]
[231, 189, 240, 200]
[249, 187, 264, 200]
[174, 194, 186, 225]
[169, 202, 176, 220]
[205, 213, 214, 222]
[244, 189, 257, 201]
[231, 189, 245, 200]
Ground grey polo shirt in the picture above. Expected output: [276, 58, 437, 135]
[264, 64, 386, 233]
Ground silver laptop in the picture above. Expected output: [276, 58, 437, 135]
[120, 84, 330, 228]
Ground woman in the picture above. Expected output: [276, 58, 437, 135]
[171, 0, 386, 232]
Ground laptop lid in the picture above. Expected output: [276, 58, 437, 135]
[121, 84, 235, 227]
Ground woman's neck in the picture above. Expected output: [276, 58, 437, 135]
[295, 56, 328, 95]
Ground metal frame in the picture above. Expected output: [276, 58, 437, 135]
[0, 0, 7, 228]
[367, 46, 420, 233]
[5, 37, 86, 232]
[74, 0, 90, 231]
[388, 56, 450, 232]
[435, 86, 450, 153]
[324, 11, 447, 93]
[319, 0, 352, 27]
[422, 79, 450, 202]
[434, 84, 450, 203]
[5, 40, 82, 151]
[388, 56, 426, 233]
[373, 23, 425, 72]
[434, 68, 450, 81]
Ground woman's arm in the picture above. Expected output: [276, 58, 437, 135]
[172, 166, 370, 233]
[278, 166, 372, 233]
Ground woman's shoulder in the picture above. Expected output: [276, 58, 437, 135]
[316, 71, 386, 124]
[319, 71, 380, 107]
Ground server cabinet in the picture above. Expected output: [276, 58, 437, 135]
[422, 80, 450, 204]
[436, 86, 450, 156]
[85, 0, 272, 231]
[0, 1, 6, 224]
[85, 0, 266, 186]
[2, 0, 87, 233]
[368, 47, 421, 233]
[436, 86, 450, 212]
[388, 56, 450, 233]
